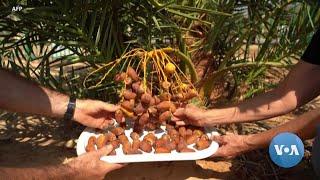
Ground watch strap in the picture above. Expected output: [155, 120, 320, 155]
[64, 96, 76, 121]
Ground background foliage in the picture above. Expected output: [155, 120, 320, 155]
[0, 0, 319, 104]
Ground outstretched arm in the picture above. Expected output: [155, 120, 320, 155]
[0, 68, 119, 129]
[212, 107, 320, 158]
[228, 61, 320, 123]
[0, 69, 69, 118]
[173, 61, 320, 126]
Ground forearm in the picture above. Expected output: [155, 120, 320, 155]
[206, 89, 291, 124]
[228, 89, 292, 123]
[205, 61, 320, 125]
[246, 108, 320, 150]
[0, 69, 68, 118]
[0, 164, 76, 180]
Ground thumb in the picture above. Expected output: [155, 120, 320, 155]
[94, 144, 114, 158]
[211, 135, 225, 145]
[102, 103, 120, 112]
[185, 103, 196, 109]
[173, 108, 185, 117]
[211, 146, 226, 158]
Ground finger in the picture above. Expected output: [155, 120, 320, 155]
[225, 155, 236, 160]
[102, 103, 120, 112]
[211, 147, 225, 158]
[99, 120, 114, 130]
[175, 121, 186, 126]
[211, 135, 225, 145]
[103, 163, 125, 172]
[94, 144, 114, 158]
[173, 108, 185, 117]
[79, 116, 103, 129]
[171, 116, 181, 122]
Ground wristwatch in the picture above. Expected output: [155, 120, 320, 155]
[64, 96, 76, 121]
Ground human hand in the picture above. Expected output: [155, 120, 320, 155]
[73, 99, 120, 129]
[172, 104, 211, 127]
[211, 134, 253, 159]
[67, 145, 125, 180]
[172, 104, 238, 127]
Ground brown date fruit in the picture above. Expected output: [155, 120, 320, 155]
[122, 90, 137, 100]
[168, 141, 177, 151]
[114, 72, 126, 82]
[186, 134, 199, 145]
[154, 138, 168, 149]
[155, 147, 171, 154]
[159, 111, 171, 123]
[193, 129, 203, 138]
[141, 93, 152, 105]
[183, 89, 197, 101]
[143, 133, 157, 145]
[166, 124, 175, 131]
[168, 129, 179, 137]
[171, 136, 180, 145]
[161, 134, 171, 142]
[109, 140, 120, 149]
[180, 148, 195, 153]
[195, 139, 211, 150]
[110, 127, 125, 136]
[115, 110, 125, 124]
[177, 137, 188, 152]
[124, 77, 132, 85]
[145, 122, 157, 131]
[134, 103, 146, 115]
[139, 140, 152, 153]
[147, 106, 157, 115]
[200, 134, 209, 141]
[133, 123, 143, 133]
[154, 96, 161, 104]
[186, 129, 193, 137]
[130, 132, 140, 140]
[132, 81, 144, 94]
[85, 144, 95, 152]
[179, 127, 187, 137]
[121, 100, 134, 111]
[159, 93, 171, 101]
[105, 132, 117, 142]
[87, 136, 96, 145]
[127, 66, 140, 82]
[138, 112, 149, 125]
[118, 134, 129, 144]
[109, 149, 117, 156]
[132, 139, 141, 152]
[156, 101, 173, 112]
[85, 136, 96, 152]
[96, 134, 108, 149]
[122, 142, 132, 154]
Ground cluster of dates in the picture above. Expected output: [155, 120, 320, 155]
[85, 66, 211, 155]
[86, 124, 211, 155]
[113, 66, 198, 132]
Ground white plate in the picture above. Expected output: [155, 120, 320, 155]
[76, 123, 219, 163]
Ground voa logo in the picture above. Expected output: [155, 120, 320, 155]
[274, 144, 300, 156]
[269, 132, 304, 168]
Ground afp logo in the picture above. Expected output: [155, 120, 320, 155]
[269, 132, 304, 168]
